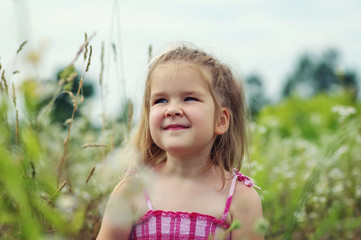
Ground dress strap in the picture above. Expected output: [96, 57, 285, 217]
[144, 190, 154, 211]
[220, 168, 261, 223]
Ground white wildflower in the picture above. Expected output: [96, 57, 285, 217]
[294, 208, 306, 222]
[258, 125, 267, 134]
[42, 234, 66, 240]
[311, 196, 327, 204]
[332, 105, 356, 122]
[319, 196, 327, 203]
[56, 194, 77, 213]
[74, 188, 91, 201]
[249, 122, 257, 131]
[329, 167, 344, 179]
[315, 181, 328, 195]
[331, 145, 349, 162]
[283, 171, 295, 179]
[332, 183, 344, 194]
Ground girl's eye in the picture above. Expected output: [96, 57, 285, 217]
[154, 98, 167, 104]
[185, 97, 198, 102]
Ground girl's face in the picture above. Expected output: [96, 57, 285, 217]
[148, 63, 219, 159]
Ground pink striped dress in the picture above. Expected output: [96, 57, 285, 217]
[129, 169, 260, 240]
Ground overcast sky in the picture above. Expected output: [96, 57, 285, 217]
[1, 0, 361, 121]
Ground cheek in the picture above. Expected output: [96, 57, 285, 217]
[149, 108, 163, 133]
[191, 105, 215, 122]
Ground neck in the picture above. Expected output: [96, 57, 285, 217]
[158, 152, 213, 179]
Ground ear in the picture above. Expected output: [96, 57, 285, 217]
[215, 107, 230, 135]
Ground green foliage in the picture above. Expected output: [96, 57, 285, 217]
[59, 65, 77, 84]
[0, 85, 122, 239]
[0, 134, 43, 239]
[22, 79, 42, 113]
[249, 93, 361, 239]
[1, 40, 360, 239]
[0, 39, 127, 239]
[256, 93, 358, 140]
[21, 128, 42, 160]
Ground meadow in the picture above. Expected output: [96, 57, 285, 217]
[1, 37, 360, 239]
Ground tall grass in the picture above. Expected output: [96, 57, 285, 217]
[249, 95, 361, 239]
[0, 35, 130, 239]
[1, 38, 360, 239]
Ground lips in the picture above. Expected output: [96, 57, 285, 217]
[163, 124, 190, 130]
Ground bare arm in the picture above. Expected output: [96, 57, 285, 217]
[230, 184, 264, 240]
[96, 180, 135, 240]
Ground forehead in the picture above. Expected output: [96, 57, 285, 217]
[150, 63, 211, 92]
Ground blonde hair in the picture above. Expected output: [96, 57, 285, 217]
[133, 44, 249, 174]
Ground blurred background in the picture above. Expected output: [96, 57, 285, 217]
[1, 0, 361, 239]
[1, 0, 361, 121]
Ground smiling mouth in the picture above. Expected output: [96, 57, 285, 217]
[163, 124, 189, 130]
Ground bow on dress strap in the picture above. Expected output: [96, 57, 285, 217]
[232, 168, 261, 190]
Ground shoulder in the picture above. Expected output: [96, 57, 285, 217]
[233, 181, 262, 207]
[112, 174, 145, 197]
[229, 180, 264, 239]
[109, 173, 148, 213]
[223, 170, 262, 208]
[105, 174, 144, 220]
[97, 174, 147, 239]
[109, 172, 149, 214]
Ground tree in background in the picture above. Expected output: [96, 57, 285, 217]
[246, 74, 270, 118]
[51, 67, 94, 124]
[27, 66, 95, 125]
[282, 48, 359, 100]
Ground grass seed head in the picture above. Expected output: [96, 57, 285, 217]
[60, 65, 76, 82]
[99, 42, 105, 85]
[64, 118, 73, 126]
[12, 83, 16, 107]
[16, 40, 28, 54]
[112, 43, 117, 60]
[147, 44, 153, 64]
[83, 33, 89, 61]
[67, 72, 78, 83]
[63, 91, 75, 100]
[86, 45, 92, 72]
[1, 70, 8, 94]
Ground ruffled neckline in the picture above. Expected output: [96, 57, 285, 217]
[134, 210, 230, 229]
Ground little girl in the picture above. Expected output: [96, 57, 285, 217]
[97, 44, 264, 239]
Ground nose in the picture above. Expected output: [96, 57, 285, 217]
[165, 104, 183, 117]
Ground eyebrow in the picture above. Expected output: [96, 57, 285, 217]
[150, 90, 203, 98]
[150, 92, 166, 99]
[183, 90, 202, 96]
